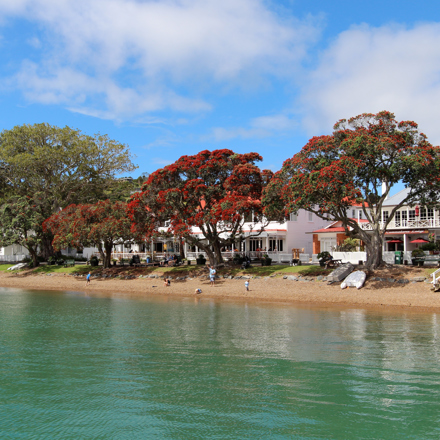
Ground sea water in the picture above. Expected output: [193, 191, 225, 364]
[1, 288, 440, 439]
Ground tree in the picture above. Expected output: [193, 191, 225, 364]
[128, 149, 272, 266]
[0, 123, 136, 262]
[263, 111, 440, 269]
[0, 196, 45, 267]
[44, 200, 134, 268]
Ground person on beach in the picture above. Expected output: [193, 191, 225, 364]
[245, 280, 249, 291]
[195, 288, 202, 294]
[164, 278, 171, 287]
[86, 272, 91, 286]
[209, 265, 216, 286]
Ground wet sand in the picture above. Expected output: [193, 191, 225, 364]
[0, 266, 438, 312]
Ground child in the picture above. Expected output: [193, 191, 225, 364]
[245, 280, 249, 291]
[195, 288, 202, 294]
[86, 272, 91, 286]
[209, 265, 216, 286]
[164, 278, 171, 287]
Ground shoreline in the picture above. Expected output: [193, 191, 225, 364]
[1, 268, 439, 313]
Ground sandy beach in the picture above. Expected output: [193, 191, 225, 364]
[0, 265, 439, 312]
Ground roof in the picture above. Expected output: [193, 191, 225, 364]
[312, 227, 347, 233]
[382, 187, 411, 207]
[309, 218, 366, 234]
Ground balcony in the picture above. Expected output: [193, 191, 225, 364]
[359, 218, 440, 231]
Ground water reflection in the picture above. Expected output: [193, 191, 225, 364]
[1, 289, 440, 439]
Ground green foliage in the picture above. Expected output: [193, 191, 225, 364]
[420, 242, 437, 251]
[0, 123, 136, 259]
[411, 248, 426, 258]
[317, 251, 331, 261]
[0, 196, 45, 266]
[336, 238, 360, 252]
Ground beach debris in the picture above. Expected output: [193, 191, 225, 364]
[341, 270, 366, 289]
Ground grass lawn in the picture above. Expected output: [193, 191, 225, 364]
[31, 264, 92, 275]
[0, 264, 14, 272]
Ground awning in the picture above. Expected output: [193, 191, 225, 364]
[385, 230, 428, 235]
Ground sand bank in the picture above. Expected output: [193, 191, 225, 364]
[0, 265, 438, 312]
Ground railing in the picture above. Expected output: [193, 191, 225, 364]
[360, 218, 440, 230]
[432, 268, 440, 289]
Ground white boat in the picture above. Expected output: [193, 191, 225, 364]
[341, 270, 366, 289]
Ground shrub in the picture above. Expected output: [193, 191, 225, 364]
[317, 251, 331, 261]
[411, 248, 425, 258]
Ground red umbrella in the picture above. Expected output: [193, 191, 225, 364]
[411, 238, 429, 243]
[387, 239, 403, 243]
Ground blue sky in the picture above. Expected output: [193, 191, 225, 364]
[0, 0, 439, 176]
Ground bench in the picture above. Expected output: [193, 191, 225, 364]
[325, 259, 342, 269]
[64, 259, 75, 267]
[415, 256, 440, 266]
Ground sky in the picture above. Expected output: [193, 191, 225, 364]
[0, 0, 439, 177]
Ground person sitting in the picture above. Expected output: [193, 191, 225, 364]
[164, 278, 171, 287]
[167, 254, 175, 266]
[241, 256, 251, 270]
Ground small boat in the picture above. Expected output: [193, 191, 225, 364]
[327, 263, 354, 282]
[341, 270, 366, 290]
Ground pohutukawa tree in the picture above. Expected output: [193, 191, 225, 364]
[44, 200, 134, 268]
[262, 111, 440, 269]
[128, 149, 273, 266]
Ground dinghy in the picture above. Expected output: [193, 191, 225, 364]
[327, 263, 354, 282]
[341, 270, 366, 290]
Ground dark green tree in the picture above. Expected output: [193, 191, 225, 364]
[0, 123, 136, 263]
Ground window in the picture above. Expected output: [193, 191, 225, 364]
[352, 209, 355, 218]
[244, 212, 253, 223]
[395, 211, 401, 226]
[409, 210, 415, 221]
[359, 211, 362, 219]
[290, 213, 297, 221]
[420, 208, 427, 220]
[268, 239, 283, 252]
[308, 212, 313, 222]
[382, 211, 389, 222]
[249, 239, 263, 251]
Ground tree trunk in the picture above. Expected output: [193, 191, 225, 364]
[363, 228, 384, 269]
[103, 242, 113, 268]
[29, 246, 39, 267]
[213, 243, 224, 266]
[39, 232, 57, 260]
[179, 238, 185, 259]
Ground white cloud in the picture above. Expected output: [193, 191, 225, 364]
[0, 0, 320, 120]
[300, 23, 440, 144]
[152, 157, 173, 166]
[205, 113, 298, 141]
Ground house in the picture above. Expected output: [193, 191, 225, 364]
[311, 188, 440, 264]
[0, 244, 29, 262]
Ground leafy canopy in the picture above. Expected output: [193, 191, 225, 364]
[128, 149, 272, 264]
[263, 111, 440, 268]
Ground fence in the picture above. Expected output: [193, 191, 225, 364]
[0, 254, 28, 262]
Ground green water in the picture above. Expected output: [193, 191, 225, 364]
[1, 289, 440, 439]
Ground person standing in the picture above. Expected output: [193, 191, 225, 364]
[209, 265, 216, 286]
[245, 280, 250, 291]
